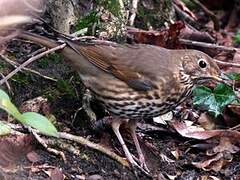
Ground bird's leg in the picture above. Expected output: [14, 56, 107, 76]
[111, 118, 139, 167]
[97, 116, 150, 175]
[128, 119, 149, 172]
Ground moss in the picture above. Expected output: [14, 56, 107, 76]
[37, 53, 63, 69]
[136, 0, 174, 29]
[12, 73, 32, 85]
[56, 79, 75, 97]
[74, 11, 99, 34]
[0, 63, 6, 71]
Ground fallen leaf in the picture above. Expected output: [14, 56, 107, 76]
[192, 152, 231, 172]
[50, 168, 64, 180]
[27, 151, 40, 163]
[197, 113, 216, 130]
[127, 21, 185, 49]
[0, 135, 33, 172]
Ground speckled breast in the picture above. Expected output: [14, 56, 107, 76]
[93, 83, 194, 119]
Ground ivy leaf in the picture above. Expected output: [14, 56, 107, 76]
[193, 84, 236, 117]
[21, 112, 58, 137]
[0, 121, 11, 136]
[226, 73, 240, 81]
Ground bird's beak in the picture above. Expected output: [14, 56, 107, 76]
[210, 73, 232, 86]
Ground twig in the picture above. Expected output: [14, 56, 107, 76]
[28, 127, 67, 162]
[46, 138, 80, 156]
[0, 54, 57, 82]
[4, 121, 129, 168]
[129, 0, 139, 26]
[179, 39, 240, 68]
[173, 3, 198, 29]
[0, 73, 12, 94]
[179, 38, 237, 52]
[191, 0, 220, 31]
[27, 47, 46, 58]
[58, 132, 129, 167]
[0, 44, 66, 85]
[214, 59, 240, 68]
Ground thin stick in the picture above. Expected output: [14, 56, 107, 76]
[0, 44, 66, 85]
[29, 127, 67, 162]
[214, 59, 240, 68]
[129, 0, 139, 26]
[0, 54, 57, 82]
[191, 0, 220, 31]
[179, 38, 237, 52]
[58, 132, 129, 167]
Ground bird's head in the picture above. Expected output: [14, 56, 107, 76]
[180, 50, 223, 84]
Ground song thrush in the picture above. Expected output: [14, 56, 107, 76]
[19, 31, 222, 172]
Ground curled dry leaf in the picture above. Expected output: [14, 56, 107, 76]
[207, 137, 239, 156]
[127, 21, 185, 49]
[0, 135, 33, 172]
[197, 113, 216, 130]
[192, 152, 232, 172]
[171, 120, 240, 140]
[173, 121, 240, 172]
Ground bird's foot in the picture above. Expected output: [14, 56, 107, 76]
[129, 156, 150, 177]
[139, 154, 150, 172]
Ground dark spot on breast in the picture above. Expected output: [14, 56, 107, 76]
[153, 91, 161, 99]
[138, 101, 143, 105]
[146, 102, 151, 106]
[156, 103, 164, 108]
[146, 95, 154, 100]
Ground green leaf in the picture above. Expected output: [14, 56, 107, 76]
[234, 32, 240, 45]
[21, 112, 58, 137]
[74, 11, 98, 32]
[0, 99, 22, 121]
[0, 89, 10, 100]
[193, 84, 236, 117]
[0, 121, 11, 136]
[226, 73, 240, 81]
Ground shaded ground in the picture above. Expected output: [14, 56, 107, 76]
[1, 131, 240, 179]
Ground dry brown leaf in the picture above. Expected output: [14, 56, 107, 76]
[27, 151, 41, 163]
[207, 137, 239, 156]
[50, 168, 64, 180]
[0, 135, 33, 172]
[197, 113, 216, 130]
[127, 21, 185, 49]
[171, 120, 240, 141]
[193, 152, 231, 172]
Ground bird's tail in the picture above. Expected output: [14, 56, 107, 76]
[18, 31, 59, 49]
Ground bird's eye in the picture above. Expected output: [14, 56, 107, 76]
[198, 59, 207, 69]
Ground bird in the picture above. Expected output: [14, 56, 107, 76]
[18, 31, 222, 173]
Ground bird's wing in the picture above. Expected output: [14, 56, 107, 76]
[67, 40, 175, 91]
